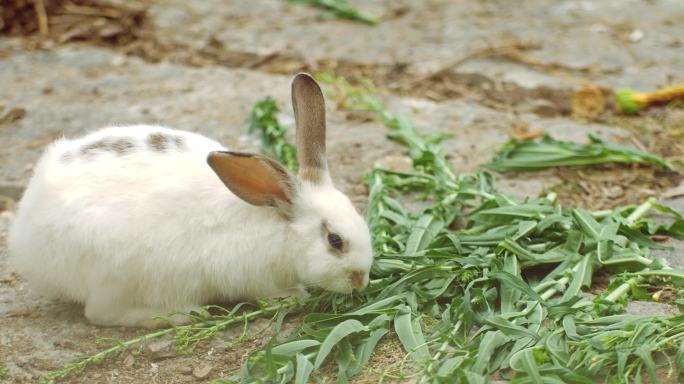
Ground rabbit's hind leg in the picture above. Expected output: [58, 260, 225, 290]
[84, 291, 200, 328]
[118, 307, 201, 329]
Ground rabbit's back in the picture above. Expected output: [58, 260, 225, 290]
[7, 125, 234, 303]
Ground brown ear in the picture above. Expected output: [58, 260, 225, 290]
[291, 72, 327, 184]
[207, 151, 297, 217]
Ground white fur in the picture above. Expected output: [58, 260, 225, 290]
[8, 125, 372, 328]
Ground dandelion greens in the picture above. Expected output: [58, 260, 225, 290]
[485, 134, 672, 172]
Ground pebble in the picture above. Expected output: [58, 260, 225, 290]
[629, 29, 644, 43]
[145, 339, 177, 361]
[123, 354, 135, 368]
[179, 365, 193, 375]
[192, 363, 213, 380]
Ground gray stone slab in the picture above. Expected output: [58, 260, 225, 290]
[146, 0, 684, 91]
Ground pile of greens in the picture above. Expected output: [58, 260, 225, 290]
[43, 76, 684, 384]
[485, 134, 673, 173]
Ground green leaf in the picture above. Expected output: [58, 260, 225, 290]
[348, 327, 389, 376]
[634, 346, 657, 384]
[501, 254, 522, 313]
[472, 331, 510, 374]
[335, 339, 353, 384]
[349, 295, 404, 316]
[436, 355, 466, 377]
[287, 0, 379, 24]
[510, 348, 543, 384]
[272, 340, 321, 356]
[404, 214, 444, 256]
[313, 320, 368, 369]
[562, 316, 580, 340]
[675, 339, 684, 373]
[394, 309, 430, 362]
[294, 353, 314, 384]
[572, 209, 601, 241]
[379, 210, 412, 227]
[561, 253, 593, 302]
[489, 271, 545, 304]
[482, 315, 540, 341]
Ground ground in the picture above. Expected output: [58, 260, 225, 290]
[1, 0, 684, 382]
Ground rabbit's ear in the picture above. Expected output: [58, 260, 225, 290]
[207, 151, 297, 218]
[292, 73, 328, 185]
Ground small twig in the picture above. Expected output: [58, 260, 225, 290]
[60, 4, 124, 18]
[33, 0, 50, 36]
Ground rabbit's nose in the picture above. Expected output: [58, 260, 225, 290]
[349, 270, 366, 290]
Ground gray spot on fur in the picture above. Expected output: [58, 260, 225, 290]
[80, 139, 109, 156]
[148, 132, 169, 151]
[173, 135, 186, 150]
[148, 132, 187, 152]
[111, 138, 134, 154]
[79, 137, 135, 157]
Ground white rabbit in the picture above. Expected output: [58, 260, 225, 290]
[7, 73, 373, 328]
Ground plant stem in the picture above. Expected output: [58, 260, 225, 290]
[42, 302, 296, 382]
[603, 198, 660, 303]
[605, 276, 644, 302]
[626, 198, 656, 226]
[539, 275, 570, 301]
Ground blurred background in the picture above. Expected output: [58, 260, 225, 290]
[1, 1, 684, 382]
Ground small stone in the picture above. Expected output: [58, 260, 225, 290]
[192, 363, 213, 380]
[150, 362, 159, 374]
[123, 354, 135, 368]
[374, 155, 413, 173]
[605, 185, 624, 199]
[629, 29, 644, 43]
[179, 365, 193, 375]
[145, 339, 177, 361]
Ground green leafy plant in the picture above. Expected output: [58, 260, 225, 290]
[287, 0, 378, 25]
[44, 76, 684, 383]
[0, 366, 8, 379]
[248, 97, 298, 172]
[485, 134, 673, 172]
[40, 301, 301, 383]
[233, 75, 684, 382]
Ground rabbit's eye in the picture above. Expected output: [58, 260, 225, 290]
[328, 233, 344, 251]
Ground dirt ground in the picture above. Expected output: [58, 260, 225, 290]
[1, 0, 684, 383]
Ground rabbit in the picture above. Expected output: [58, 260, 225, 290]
[7, 73, 373, 329]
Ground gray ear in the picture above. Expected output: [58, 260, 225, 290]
[207, 151, 297, 218]
[291, 73, 327, 184]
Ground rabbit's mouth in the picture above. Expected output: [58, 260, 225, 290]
[315, 271, 368, 294]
